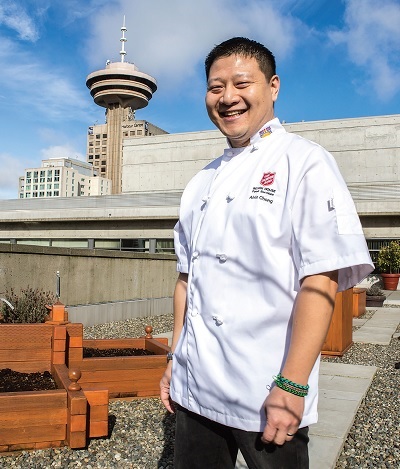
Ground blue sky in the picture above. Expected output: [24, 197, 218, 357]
[0, 0, 399, 199]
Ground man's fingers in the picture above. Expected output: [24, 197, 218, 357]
[261, 422, 277, 444]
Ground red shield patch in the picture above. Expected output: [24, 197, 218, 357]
[260, 172, 275, 186]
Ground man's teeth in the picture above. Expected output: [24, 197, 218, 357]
[223, 111, 244, 116]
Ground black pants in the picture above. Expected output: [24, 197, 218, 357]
[174, 406, 309, 469]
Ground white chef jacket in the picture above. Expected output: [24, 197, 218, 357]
[170, 118, 374, 432]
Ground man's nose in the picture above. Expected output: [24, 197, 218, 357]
[220, 84, 239, 105]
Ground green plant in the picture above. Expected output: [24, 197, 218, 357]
[366, 284, 385, 297]
[0, 287, 56, 323]
[376, 241, 400, 274]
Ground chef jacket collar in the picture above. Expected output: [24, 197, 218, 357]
[224, 117, 285, 154]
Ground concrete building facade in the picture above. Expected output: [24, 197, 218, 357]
[2, 114, 400, 262]
[18, 157, 112, 199]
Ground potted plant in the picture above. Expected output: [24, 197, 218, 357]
[365, 284, 386, 307]
[376, 241, 400, 290]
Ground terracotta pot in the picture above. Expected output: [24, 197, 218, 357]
[381, 273, 400, 291]
[366, 295, 386, 307]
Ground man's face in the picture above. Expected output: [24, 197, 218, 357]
[205, 54, 279, 148]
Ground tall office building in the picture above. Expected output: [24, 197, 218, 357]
[86, 18, 166, 194]
[86, 116, 167, 179]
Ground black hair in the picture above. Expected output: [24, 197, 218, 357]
[205, 37, 276, 81]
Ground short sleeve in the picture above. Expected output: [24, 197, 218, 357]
[174, 220, 190, 273]
[290, 148, 374, 291]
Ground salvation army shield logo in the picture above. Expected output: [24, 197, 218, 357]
[260, 172, 276, 186]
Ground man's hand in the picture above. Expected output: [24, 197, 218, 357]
[262, 386, 304, 445]
[160, 364, 175, 413]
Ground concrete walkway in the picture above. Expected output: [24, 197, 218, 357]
[155, 290, 400, 469]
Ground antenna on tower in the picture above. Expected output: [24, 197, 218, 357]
[120, 16, 127, 63]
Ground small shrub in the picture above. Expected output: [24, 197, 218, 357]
[376, 240, 400, 274]
[1, 287, 56, 323]
[366, 284, 384, 297]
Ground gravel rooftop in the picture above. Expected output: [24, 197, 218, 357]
[0, 308, 399, 469]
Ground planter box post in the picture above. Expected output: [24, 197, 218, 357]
[322, 288, 353, 356]
[352, 288, 366, 318]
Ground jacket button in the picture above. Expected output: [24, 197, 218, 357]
[212, 315, 224, 326]
[216, 253, 227, 262]
[192, 251, 199, 260]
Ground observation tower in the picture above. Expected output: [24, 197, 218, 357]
[86, 18, 157, 194]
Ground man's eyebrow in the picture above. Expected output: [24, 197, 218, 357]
[207, 72, 251, 84]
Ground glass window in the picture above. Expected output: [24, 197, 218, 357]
[54, 183, 59, 189]
[89, 155, 93, 160]
[26, 178, 31, 183]
[95, 155, 100, 159]
[40, 171, 45, 177]
[137, 130, 143, 135]
[53, 190, 59, 196]
[26, 171, 31, 177]
[52, 239, 88, 248]
[39, 184, 45, 190]
[33, 171, 38, 178]
[102, 134, 107, 138]
[46, 191, 52, 197]
[54, 176, 60, 182]
[33, 184, 38, 190]
[96, 134, 100, 139]
[25, 193, 31, 198]
[102, 160, 106, 165]
[39, 191, 44, 197]
[26, 185, 31, 190]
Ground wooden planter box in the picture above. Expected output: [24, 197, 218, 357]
[322, 288, 353, 356]
[352, 287, 367, 317]
[0, 320, 108, 453]
[66, 324, 170, 398]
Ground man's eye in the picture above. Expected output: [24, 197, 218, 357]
[208, 86, 223, 93]
[236, 82, 250, 88]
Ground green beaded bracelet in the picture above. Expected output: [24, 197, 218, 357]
[273, 373, 309, 397]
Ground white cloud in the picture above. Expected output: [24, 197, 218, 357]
[0, 153, 25, 200]
[328, 0, 400, 100]
[85, 0, 307, 90]
[0, 0, 40, 42]
[41, 145, 85, 161]
[0, 36, 93, 121]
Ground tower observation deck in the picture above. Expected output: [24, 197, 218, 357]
[86, 18, 157, 194]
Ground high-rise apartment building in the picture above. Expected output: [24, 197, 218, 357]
[18, 157, 111, 199]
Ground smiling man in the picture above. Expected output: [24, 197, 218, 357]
[160, 37, 374, 469]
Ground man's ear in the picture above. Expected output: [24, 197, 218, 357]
[270, 75, 280, 102]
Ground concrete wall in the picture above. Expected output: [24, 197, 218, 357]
[122, 115, 400, 212]
[122, 130, 226, 193]
[0, 244, 177, 307]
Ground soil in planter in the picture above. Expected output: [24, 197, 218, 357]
[0, 368, 57, 393]
[83, 347, 156, 358]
